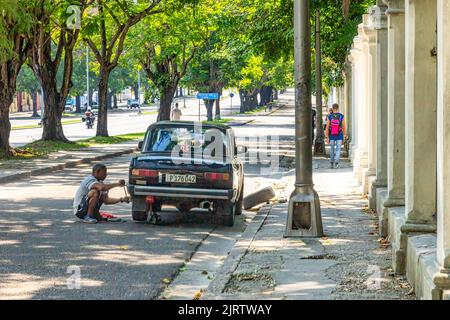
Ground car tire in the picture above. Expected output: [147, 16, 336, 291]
[176, 203, 191, 214]
[214, 201, 235, 227]
[132, 210, 148, 222]
[235, 181, 244, 216]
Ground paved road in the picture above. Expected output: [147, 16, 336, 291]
[0, 97, 293, 300]
[10, 95, 241, 148]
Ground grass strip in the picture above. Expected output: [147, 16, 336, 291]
[2, 132, 145, 161]
[12, 119, 82, 131]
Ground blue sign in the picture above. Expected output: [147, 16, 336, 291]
[230, 93, 235, 98]
[197, 93, 219, 100]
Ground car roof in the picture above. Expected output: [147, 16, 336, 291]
[148, 121, 232, 131]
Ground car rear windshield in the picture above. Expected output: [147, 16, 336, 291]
[145, 126, 229, 159]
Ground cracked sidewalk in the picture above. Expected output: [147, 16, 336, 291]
[204, 158, 416, 300]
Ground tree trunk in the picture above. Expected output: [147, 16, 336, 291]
[260, 86, 273, 106]
[32, 90, 39, 117]
[97, 68, 111, 137]
[89, 88, 94, 106]
[274, 90, 279, 101]
[107, 91, 113, 110]
[239, 89, 248, 113]
[40, 75, 67, 141]
[0, 100, 12, 157]
[215, 93, 221, 120]
[205, 100, 214, 121]
[133, 84, 139, 100]
[114, 94, 118, 109]
[157, 85, 177, 121]
[249, 90, 259, 110]
[75, 95, 81, 113]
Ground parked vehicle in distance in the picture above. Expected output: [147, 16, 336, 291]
[65, 98, 75, 112]
[128, 121, 246, 227]
[127, 99, 140, 109]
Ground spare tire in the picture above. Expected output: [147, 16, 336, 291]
[243, 185, 276, 210]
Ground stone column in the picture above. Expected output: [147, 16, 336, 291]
[389, 0, 437, 276]
[433, 0, 450, 300]
[350, 39, 360, 169]
[368, 3, 389, 209]
[344, 61, 353, 144]
[355, 19, 370, 184]
[352, 29, 369, 183]
[361, 15, 378, 194]
[384, 0, 406, 210]
[378, 0, 406, 238]
[404, 0, 437, 226]
[348, 49, 359, 161]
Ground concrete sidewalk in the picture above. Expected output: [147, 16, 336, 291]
[203, 158, 416, 300]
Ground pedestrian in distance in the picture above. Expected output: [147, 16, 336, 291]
[325, 104, 347, 169]
[312, 107, 317, 146]
[73, 164, 130, 224]
[171, 103, 182, 121]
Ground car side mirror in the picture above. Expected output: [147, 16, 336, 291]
[236, 145, 248, 154]
[138, 141, 144, 150]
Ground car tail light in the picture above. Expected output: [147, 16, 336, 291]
[146, 196, 155, 204]
[132, 169, 158, 178]
[204, 172, 230, 181]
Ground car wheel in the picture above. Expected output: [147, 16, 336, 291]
[213, 201, 235, 227]
[176, 203, 191, 214]
[235, 180, 244, 216]
[132, 210, 148, 222]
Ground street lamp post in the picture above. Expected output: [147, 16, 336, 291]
[285, 0, 323, 238]
[314, 9, 326, 155]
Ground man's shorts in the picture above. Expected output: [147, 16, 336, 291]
[75, 192, 107, 220]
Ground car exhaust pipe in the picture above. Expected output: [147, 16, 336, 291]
[200, 201, 213, 211]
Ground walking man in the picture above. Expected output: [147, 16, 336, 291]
[171, 103, 182, 121]
[325, 104, 347, 169]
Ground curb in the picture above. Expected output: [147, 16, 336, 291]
[228, 119, 255, 127]
[202, 203, 273, 299]
[0, 147, 137, 185]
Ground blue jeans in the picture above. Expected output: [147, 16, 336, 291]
[330, 140, 343, 164]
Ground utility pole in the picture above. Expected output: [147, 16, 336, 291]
[86, 46, 90, 108]
[285, 0, 323, 238]
[314, 9, 325, 155]
[137, 69, 142, 114]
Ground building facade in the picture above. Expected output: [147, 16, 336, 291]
[340, 0, 450, 299]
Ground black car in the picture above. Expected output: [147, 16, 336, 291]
[128, 121, 246, 227]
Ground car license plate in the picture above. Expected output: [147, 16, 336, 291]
[165, 174, 197, 184]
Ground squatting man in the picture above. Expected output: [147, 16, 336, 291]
[73, 164, 130, 224]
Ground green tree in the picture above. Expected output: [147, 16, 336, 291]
[27, 0, 90, 142]
[0, 0, 33, 156]
[17, 65, 41, 117]
[131, 0, 217, 121]
[82, 0, 162, 137]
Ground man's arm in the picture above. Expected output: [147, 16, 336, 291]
[90, 180, 125, 192]
[325, 118, 330, 141]
[104, 196, 130, 205]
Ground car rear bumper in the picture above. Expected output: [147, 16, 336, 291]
[129, 185, 235, 200]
